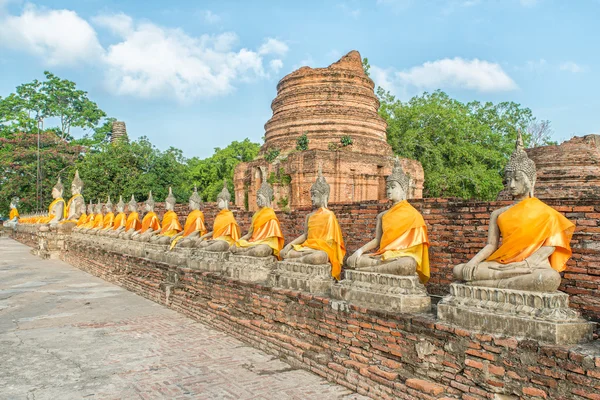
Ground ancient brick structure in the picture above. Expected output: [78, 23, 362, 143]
[234, 51, 423, 212]
[111, 121, 129, 144]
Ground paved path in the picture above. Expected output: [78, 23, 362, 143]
[0, 238, 364, 400]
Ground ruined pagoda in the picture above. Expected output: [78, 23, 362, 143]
[234, 50, 424, 211]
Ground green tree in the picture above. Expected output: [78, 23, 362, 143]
[378, 89, 538, 200]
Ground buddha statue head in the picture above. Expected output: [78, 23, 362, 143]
[87, 200, 94, 215]
[165, 187, 176, 211]
[116, 196, 125, 213]
[257, 167, 274, 208]
[128, 195, 138, 213]
[216, 180, 231, 210]
[310, 165, 330, 208]
[189, 186, 202, 211]
[145, 191, 155, 212]
[71, 170, 83, 195]
[105, 196, 113, 213]
[10, 196, 19, 210]
[386, 157, 410, 203]
[505, 130, 536, 199]
[52, 177, 64, 199]
[95, 201, 103, 214]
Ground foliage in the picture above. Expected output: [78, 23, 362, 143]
[340, 135, 353, 146]
[267, 168, 292, 186]
[362, 58, 371, 77]
[296, 133, 309, 151]
[378, 89, 538, 200]
[528, 120, 557, 147]
[264, 147, 280, 163]
[277, 196, 289, 209]
[187, 139, 260, 202]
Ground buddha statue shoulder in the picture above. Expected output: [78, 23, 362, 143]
[231, 169, 284, 258]
[196, 180, 240, 252]
[169, 187, 207, 249]
[280, 166, 346, 280]
[150, 187, 183, 245]
[132, 192, 161, 242]
[346, 158, 430, 284]
[453, 131, 575, 292]
[118, 195, 142, 239]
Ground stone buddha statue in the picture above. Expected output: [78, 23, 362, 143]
[346, 158, 430, 284]
[453, 131, 575, 292]
[63, 170, 85, 223]
[231, 173, 284, 258]
[196, 180, 240, 252]
[280, 167, 346, 280]
[8, 197, 19, 222]
[91, 197, 114, 235]
[75, 201, 94, 230]
[118, 196, 142, 239]
[37, 177, 66, 225]
[150, 188, 183, 245]
[131, 192, 161, 242]
[102, 196, 127, 236]
[89, 201, 104, 231]
[169, 187, 207, 249]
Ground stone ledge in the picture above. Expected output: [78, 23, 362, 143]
[268, 260, 332, 295]
[226, 254, 277, 284]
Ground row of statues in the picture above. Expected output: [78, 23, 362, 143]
[8, 132, 576, 293]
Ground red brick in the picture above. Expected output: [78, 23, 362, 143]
[405, 378, 445, 396]
[523, 386, 548, 399]
[464, 359, 484, 370]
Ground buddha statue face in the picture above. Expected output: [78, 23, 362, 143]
[105, 202, 113, 213]
[506, 170, 532, 198]
[128, 202, 137, 213]
[257, 193, 269, 208]
[87, 203, 93, 214]
[51, 186, 63, 200]
[189, 187, 201, 211]
[386, 181, 406, 203]
[145, 202, 153, 212]
[10, 198, 18, 209]
[310, 188, 328, 208]
[116, 201, 125, 213]
[217, 197, 228, 210]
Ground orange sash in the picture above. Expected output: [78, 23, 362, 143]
[92, 213, 104, 229]
[373, 200, 430, 284]
[101, 212, 115, 229]
[169, 210, 206, 250]
[9, 208, 19, 220]
[235, 207, 285, 258]
[125, 212, 142, 232]
[140, 211, 160, 233]
[159, 211, 183, 237]
[487, 197, 575, 272]
[81, 213, 95, 228]
[293, 207, 345, 280]
[212, 209, 240, 244]
[37, 198, 66, 223]
[112, 212, 127, 230]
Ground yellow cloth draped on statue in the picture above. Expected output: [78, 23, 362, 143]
[371, 200, 430, 284]
[59, 194, 83, 224]
[169, 210, 206, 250]
[9, 208, 19, 220]
[487, 197, 575, 272]
[293, 207, 345, 280]
[101, 212, 115, 229]
[235, 207, 285, 259]
[111, 212, 126, 230]
[76, 213, 87, 226]
[124, 212, 141, 232]
[158, 211, 183, 237]
[140, 212, 160, 233]
[80, 213, 94, 228]
[37, 198, 66, 223]
[211, 209, 240, 245]
[91, 213, 104, 229]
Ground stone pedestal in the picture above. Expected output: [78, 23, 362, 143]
[188, 250, 230, 274]
[331, 270, 431, 313]
[226, 255, 277, 284]
[267, 261, 332, 295]
[437, 283, 595, 345]
[32, 229, 68, 260]
[143, 243, 170, 263]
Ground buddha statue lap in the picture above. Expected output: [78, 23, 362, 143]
[118, 196, 142, 239]
[346, 158, 430, 284]
[169, 187, 207, 249]
[150, 188, 183, 245]
[231, 173, 284, 258]
[131, 192, 161, 242]
[195, 180, 240, 252]
[453, 132, 575, 292]
[280, 167, 345, 280]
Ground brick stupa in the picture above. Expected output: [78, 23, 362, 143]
[234, 50, 424, 211]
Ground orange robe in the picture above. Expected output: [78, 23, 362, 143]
[37, 198, 66, 223]
[81, 213, 95, 228]
[158, 211, 183, 237]
[372, 200, 430, 284]
[76, 213, 87, 226]
[211, 209, 240, 245]
[140, 211, 160, 233]
[101, 212, 115, 229]
[111, 212, 127, 230]
[124, 212, 142, 232]
[235, 207, 285, 259]
[9, 208, 19, 220]
[91, 213, 104, 229]
[169, 210, 207, 250]
[487, 197, 575, 272]
[60, 194, 83, 223]
[293, 207, 346, 280]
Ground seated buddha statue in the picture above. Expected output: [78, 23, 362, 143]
[346, 159, 430, 284]
[231, 175, 284, 258]
[150, 188, 183, 245]
[196, 180, 240, 252]
[75, 201, 94, 230]
[453, 132, 575, 292]
[169, 187, 207, 249]
[8, 197, 19, 222]
[101, 196, 126, 236]
[117, 196, 142, 239]
[280, 167, 345, 280]
[36, 177, 66, 225]
[60, 170, 85, 227]
[86, 201, 104, 233]
[131, 192, 161, 242]
[90, 197, 114, 235]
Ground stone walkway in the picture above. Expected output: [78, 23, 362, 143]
[0, 238, 365, 400]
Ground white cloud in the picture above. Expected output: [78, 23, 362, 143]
[200, 10, 221, 24]
[520, 0, 539, 7]
[0, 4, 103, 65]
[559, 61, 586, 73]
[371, 57, 518, 96]
[92, 12, 133, 36]
[258, 38, 288, 56]
[269, 59, 283, 73]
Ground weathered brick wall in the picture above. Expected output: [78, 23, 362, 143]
[61, 245, 600, 400]
[148, 197, 600, 324]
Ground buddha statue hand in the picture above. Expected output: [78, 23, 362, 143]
[461, 261, 477, 281]
[345, 250, 362, 269]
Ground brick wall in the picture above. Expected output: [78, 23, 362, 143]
[62, 245, 600, 400]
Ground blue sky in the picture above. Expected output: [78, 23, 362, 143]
[1, 0, 598, 158]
